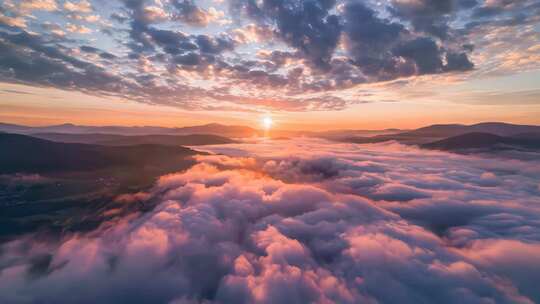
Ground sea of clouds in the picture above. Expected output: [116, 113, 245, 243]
[1, 139, 540, 303]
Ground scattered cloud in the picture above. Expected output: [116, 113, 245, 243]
[66, 23, 92, 34]
[0, 13, 26, 28]
[63, 0, 93, 13]
[0, 0, 537, 111]
[19, 0, 58, 12]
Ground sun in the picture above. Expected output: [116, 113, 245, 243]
[262, 116, 273, 130]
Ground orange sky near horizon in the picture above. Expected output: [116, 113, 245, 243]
[2, 78, 540, 131]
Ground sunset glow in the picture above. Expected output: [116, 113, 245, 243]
[262, 116, 273, 130]
[1, 0, 540, 303]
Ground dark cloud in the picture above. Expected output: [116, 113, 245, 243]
[231, 0, 341, 68]
[459, 0, 479, 9]
[1, 31, 88, 69]
[0, 31, 131, 95]
[121, 0, 234, 56]
[145, 27, 192, 54]
[174, 52, 201, 66]
[445, 52, 474, 71]
[80, 45, 100, 53]
[393, 37, 444, 74]
[341, 1, 475, 80]
[0, 28, 214, 110]
[171, 0, 211, 26]
[388, 0, 476, 40]
[110, 12, 128, 24]
[195, 34, 235, 54]
[80, 45, 117, 60]
[343, 2, 407, 79]
[472, 5, 504, 18]
[99, 52, 117, 60]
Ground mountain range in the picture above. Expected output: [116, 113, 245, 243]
[0, 133, 198, 174]
[2, 121, 540, 154]
[0, 132, 206, 238]
[0, 122, 258, 138]
[0, 122, 407, 139]
[29, 133, 236, 146]
[337, 122, 540, 147]
[421, 132, 540, 151]
[404, 122, 540, 138]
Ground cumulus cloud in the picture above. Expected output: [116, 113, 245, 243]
[63, 0, 93, 13]
[66, 23, 92, 34]
[20, 0, 58, 12]
[0, 13, 26, 28]
[171, 1, 229, 26]
[1, 139, 539, 303]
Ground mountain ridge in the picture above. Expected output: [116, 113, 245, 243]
[0, 133, 198, 174]
[336, 122, 540, 145]
[29, 132, 237, 146]
[0, 122, 258, 137]
[421, 132, 540, 151]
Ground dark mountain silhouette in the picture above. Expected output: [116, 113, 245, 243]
[511, 132, 540, 140]
[421, 132, 540, 151]
[336, 132, 436, 145]
[0, 122, 259, 137]
[0, 133, 198, 174]
[30, 133, 237, 146]
[337, 122, 540, 145]
[174, 123, 258, 137]
[0, 133, 205, 240]
[1, 122, 410, 140]
[407, 122, 540, 138]
[311, 128, 405, 139]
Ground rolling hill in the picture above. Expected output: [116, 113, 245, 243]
[0, 133, 198, 174]
[0, 122, 259, 137]
[421, 132, 540, 151]
[405, 122, 540, 138]
[336, 122, 540, 145]
[30, 133, 237, 146]
[0, 133, 205, 241]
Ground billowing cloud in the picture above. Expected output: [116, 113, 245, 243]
[171, 1, 229, 26]
[231, 0, 341, 68]
[1, 139, 539, 303]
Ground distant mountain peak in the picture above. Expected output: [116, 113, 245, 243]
[0, 122, 259, 137]
[422, 132, 540, 151]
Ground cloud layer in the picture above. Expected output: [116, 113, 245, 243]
[1, 139, 540, 303]
[1, 0, 539, 111]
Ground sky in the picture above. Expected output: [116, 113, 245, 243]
[0, 0, 539, 130]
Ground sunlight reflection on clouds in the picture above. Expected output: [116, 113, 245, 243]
[1, 139, 539, 303]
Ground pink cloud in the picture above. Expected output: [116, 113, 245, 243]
[0, 139, 539, 303]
